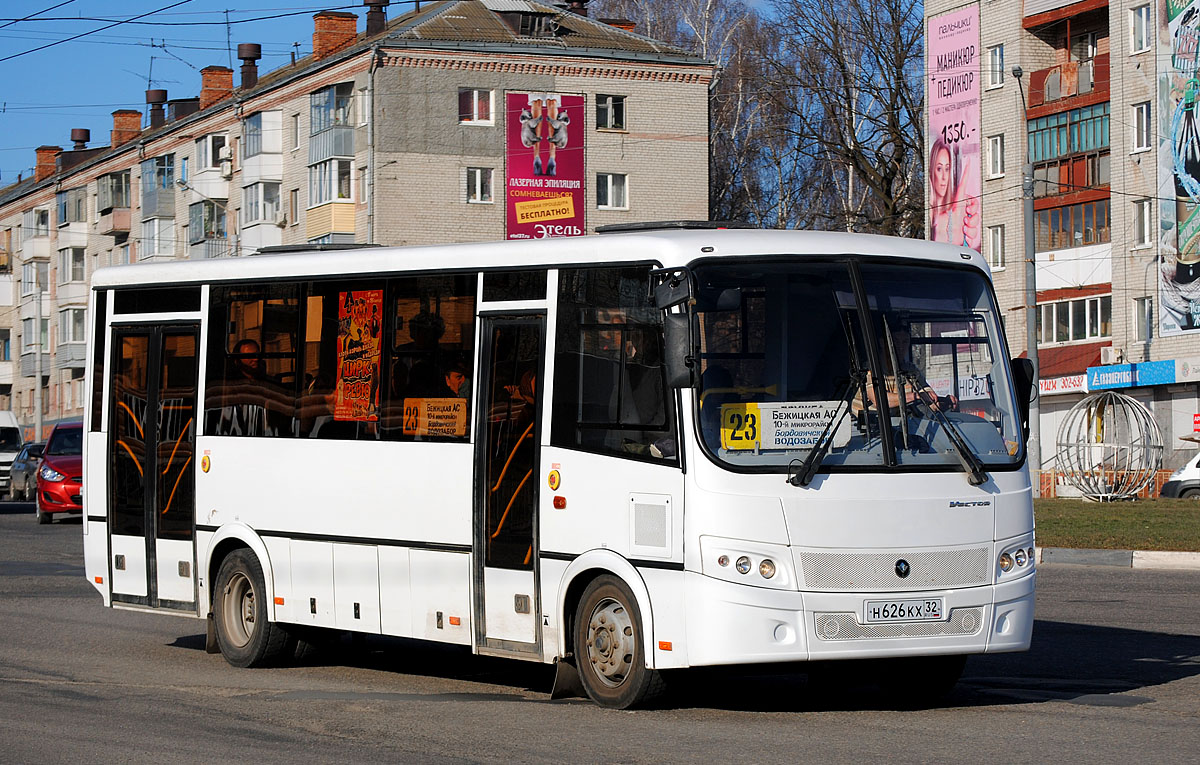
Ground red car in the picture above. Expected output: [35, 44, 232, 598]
[36, 422, 83, 524]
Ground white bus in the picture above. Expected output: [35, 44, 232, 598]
[82, 225, 1036, 709]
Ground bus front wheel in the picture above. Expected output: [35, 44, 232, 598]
[213, 549, 289, 667]
[573, 575, 665, 709]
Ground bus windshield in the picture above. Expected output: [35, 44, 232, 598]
[693, 258, 1023, 473]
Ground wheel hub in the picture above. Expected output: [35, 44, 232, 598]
[586, 598, 634, 687]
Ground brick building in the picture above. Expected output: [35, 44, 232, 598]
[925, 0, 1200, 477]
[0, 0, 713, 436]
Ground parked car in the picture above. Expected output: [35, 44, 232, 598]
[1161, 452, 1200, 499]
[8, 442, 44, 501]
[36, 422, 83, 524]
[0, 411, 24, 499]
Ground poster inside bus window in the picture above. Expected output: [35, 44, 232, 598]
[335, 290, 383, 421]
[401, 397, 468, 437]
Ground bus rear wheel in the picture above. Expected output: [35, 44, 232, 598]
[573, 575, 665, 709]
[213, 549, 289, 667]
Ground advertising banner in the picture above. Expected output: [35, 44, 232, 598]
[335, 289, 383, 421]
[927, 6, 981, 251]
[1159, 1, 1200, 334]
[506, 92, 585, 240]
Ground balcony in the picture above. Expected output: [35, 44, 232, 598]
[1030, 54, 1109, 109]
[189, 238, 235, 260]
[54, 343, 86, 371]
[99, 207, 130, 235]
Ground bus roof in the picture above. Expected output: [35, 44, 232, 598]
[90, 230, 989, 289]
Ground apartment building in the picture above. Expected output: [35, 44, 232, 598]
[925, 0, 1200, 473]
[0, 0, 714, 437]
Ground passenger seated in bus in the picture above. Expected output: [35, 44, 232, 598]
[399, 311, 449, 398]
[207, 338, 294, 437]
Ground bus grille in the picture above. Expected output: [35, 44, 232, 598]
[797, 547, 990, 591]
[814, 608, 984, 641]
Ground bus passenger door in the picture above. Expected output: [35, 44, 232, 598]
[474, 315, 544, 657]
[108, 324, 200, 611]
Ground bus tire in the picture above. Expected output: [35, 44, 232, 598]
[574, 574, 665, 709]
[213, 549, 289, 668]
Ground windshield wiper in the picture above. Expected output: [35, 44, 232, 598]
[790, 314, 871, 487]
[881, 318, 910, 451]
[901, 370, 989, 486]
[788, 368, 866, 487]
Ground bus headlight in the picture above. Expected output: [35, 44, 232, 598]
[699, 536, 796, 590]
[996, 536, 1036, 582]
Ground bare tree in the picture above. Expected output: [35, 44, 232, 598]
[767, 0, 925, 236]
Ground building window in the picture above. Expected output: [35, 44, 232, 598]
[1133, 199, 1152, 247]
[141, 218, 175, 257]
[243, 182, 281, 224]
[0, 329, 10, 361]
[1034, 198, 1111, 251]
[197, 133, 228, 169]
[457, 88, 492, 124]
[597, 173, 628, 209]
[290, 113, 300, 149]
[1037, 295, 1112, 344]
[58, 308, 86, 344]
[309, 159, 352, 205]
[98, 171, 131, 211]
[58, 247, 85, 283]
[466, 167, 493, 203]
[290, 189, 299, 224]
[114, 244, 131, 266]
[1071, 31, 1098, 62]
[1133, 102, 1152, 151]
[22, 317, 49, 353]
[188, 201, 227, 244]
[596, 94, 626, 129]
[311, 82, 353, 134]
[56, 187, 86, 226]
[243, 113, 263, 159]
[987, 134, 1005, 177]
[987, 45, 1004, 88]
[358, 86, 370, 126]
[987, 225, 1005, 269]
[1131, 5, 1151, 54]
[21, 262, 47, 296]
[23, 209, 50, 239]
[1133, 296, 1152, 342]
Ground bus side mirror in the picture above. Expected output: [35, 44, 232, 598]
[663, 314, 696, 388]
[652, 268, 692, 310]
[1010, 357, 1035, 441]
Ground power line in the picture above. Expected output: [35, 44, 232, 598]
[0, 0, 196, 64]
[0, 0, 75, 32]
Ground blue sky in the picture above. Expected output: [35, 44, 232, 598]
[0, 1, 376, 182]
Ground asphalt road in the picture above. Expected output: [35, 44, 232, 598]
[2, 502, 1198, 764]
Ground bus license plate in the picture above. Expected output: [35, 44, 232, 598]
[864, 598, 944, 623]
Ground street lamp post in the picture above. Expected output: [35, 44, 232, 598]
[33, 267, 42, 440]
[1012, 65, 1042, 496]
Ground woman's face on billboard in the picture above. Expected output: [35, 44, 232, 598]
[932, 146, 952, 201]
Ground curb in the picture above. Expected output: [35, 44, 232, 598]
[1038, 547, 1200, 570]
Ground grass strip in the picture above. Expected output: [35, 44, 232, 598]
[1034, 498, 1200, 552]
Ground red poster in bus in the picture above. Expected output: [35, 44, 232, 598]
[335, 289, 383, 421]
[506, 92, 585, 240]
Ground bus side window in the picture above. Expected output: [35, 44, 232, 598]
[551, 266, 677, 462]
[203, 284, 300, 438]
[381, 274, 476, 442]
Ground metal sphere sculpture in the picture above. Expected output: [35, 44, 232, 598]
[1054, 391, 1163, 501]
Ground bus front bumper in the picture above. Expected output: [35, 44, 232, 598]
[679, 570, 1034, 668]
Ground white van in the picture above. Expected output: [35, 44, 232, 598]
[1161, 451, 1200, 498]
[0, 411, 24, 497]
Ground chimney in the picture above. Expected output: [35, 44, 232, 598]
[70, 128, 90, 150]
[35, 146, 61, 182]
[111, 109, 142, 148]
[199, 66, 234, 109]
[238, 43, 262, 89]
[365, 0, 389, 36]
[146, 89, 168, 128]
[568, 0, 588, 16]
[313, 11, 358, 61]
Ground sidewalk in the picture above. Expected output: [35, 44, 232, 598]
[1038, 547, 1200, 570]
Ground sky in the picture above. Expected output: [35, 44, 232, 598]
[0, 1, 393, 183]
